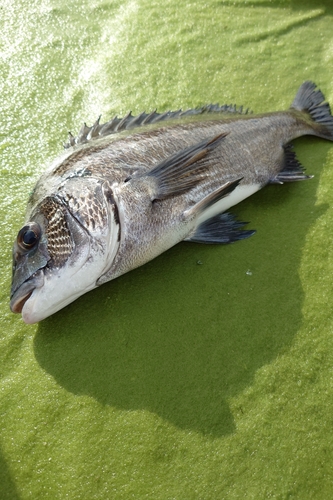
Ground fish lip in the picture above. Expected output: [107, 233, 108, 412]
[10, 270, 44, 314]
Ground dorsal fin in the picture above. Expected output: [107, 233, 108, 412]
[63, 103, 252, 149]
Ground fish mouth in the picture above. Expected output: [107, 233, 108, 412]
[10, 270, 44, 314]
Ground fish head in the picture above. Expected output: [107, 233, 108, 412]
[10, 181, 118, 324]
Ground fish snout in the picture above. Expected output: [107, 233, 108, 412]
[10, 270, 44, 314]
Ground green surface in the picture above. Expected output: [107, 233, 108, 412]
[1, 0, 333, 498]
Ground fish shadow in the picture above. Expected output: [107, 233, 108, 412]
[34, 139, 330, 437]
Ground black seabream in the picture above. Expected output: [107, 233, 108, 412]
[10, 82, 333, 323]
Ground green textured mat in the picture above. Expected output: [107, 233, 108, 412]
[1, 0, 333, 498]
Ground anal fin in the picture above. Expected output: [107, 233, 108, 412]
[270, 143, 313, 184]
[185, 212, 255, 244]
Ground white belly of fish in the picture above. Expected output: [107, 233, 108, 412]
[195, 183, 261, 227]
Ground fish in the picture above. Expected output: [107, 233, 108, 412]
[10, 81, 333, 324]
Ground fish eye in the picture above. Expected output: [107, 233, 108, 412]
[17, 222, 41, 251]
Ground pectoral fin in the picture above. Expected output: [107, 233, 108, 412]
[185, 212, 255, 244]
[184, 178, 242, 220]
[126, 132, 228, 200]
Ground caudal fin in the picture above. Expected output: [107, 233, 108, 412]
[291, 81, 333, 141]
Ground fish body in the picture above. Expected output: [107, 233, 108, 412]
[10, 82, 333, 323]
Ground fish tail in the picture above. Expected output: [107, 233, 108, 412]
[291, 81, 333, 141]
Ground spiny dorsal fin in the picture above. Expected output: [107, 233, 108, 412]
[64, 103, 252, 149]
